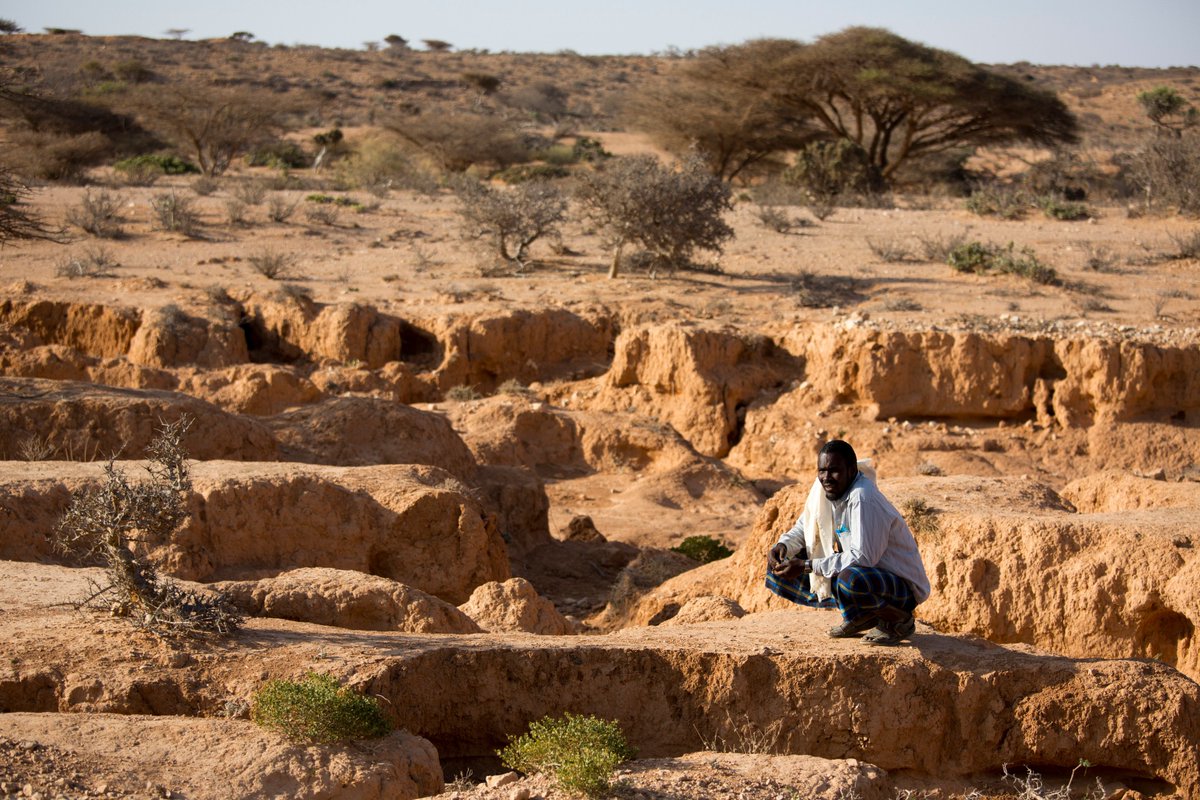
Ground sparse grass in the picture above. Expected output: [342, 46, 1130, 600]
[190, 175, 219, 196]
[275, 282, 313, 304]
[965, 185, 1029, 219]
[1167, 228, 1200, 260]
[901, 497, 940, 536]
[251, 672, 391, 744]
[917, 232, 967, 262]
[1001, 761, 1105, 800]
[499, 712, 634, 798]
[697, 709, 783, 755]
[16, 433, 56, 461]
[866, 237, 913, 262]
[232, 179, 268, 205]
[497, 378, 535, 397]
[1078, 242, 1117, 272]
[66, 190, 124, 238]
[305, 203, 340, 226]
[224, 198, 248, 226]
[266, 195, 299, 223]
[150, 191, 201, 235]
[1154, 288, 1192, 318]
[55, 245, 118, 278]
[445, 384, 481, 401]
[882, 295, 922, 312]
[755, 204, 797, 233]
[247, 249, 294, 280]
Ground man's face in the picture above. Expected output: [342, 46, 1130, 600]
[817, 452, 856, 501]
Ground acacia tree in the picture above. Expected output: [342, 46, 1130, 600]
[625, 40, 818, 182]
[771, 28, 1078, 180]
[636, 29, 1078, 184]
[124, 84, 290, 176]
[0, 165, 61, 244]
[1138, 87, 1198, 137]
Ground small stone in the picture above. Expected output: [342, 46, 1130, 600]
[507, 789, 531, 800]
[486, 772, 520, 789]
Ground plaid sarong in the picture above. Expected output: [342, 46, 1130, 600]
[766, 565, 915, 617]
[833, 565, 917, 621]
[765, 570, 837, 608]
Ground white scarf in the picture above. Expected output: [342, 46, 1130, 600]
[801, 459, 876, 600]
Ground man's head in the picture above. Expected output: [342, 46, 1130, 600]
[817, 440, 858, 501]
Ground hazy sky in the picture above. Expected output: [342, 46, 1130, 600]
[6, 0, 1199, 67]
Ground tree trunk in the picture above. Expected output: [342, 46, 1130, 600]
[608, 238, 625, 279]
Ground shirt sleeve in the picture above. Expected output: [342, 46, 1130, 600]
[811, 494, 887, 576]
[774, 514, 805, 559]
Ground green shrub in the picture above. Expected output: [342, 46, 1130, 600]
[251, 672, 391, 744]
[671, 535, 733, 564]
[247, 141, 308, 170]
[1037, 195, 1091, 221]
[493, 163, 571, 184]
[947, 241, 994, 274]
[118, 154, 199, 175]
[499, 712, 634, 798]
[964, 185, 1029, 219]
[947, 241, 1059, 285]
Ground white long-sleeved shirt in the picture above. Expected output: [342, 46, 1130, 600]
[776, 472, 931, 603]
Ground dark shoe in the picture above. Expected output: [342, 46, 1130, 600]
[828, 615, 877, 638]
[864, 614, 916, 645]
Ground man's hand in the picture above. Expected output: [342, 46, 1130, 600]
[768, 543, 789, 572]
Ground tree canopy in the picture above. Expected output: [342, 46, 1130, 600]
[628, 28, 1078, 183]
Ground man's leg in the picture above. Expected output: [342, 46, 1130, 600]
[829, 566, 916, 640]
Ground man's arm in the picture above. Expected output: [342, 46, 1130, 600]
[811, 495, 887, 577]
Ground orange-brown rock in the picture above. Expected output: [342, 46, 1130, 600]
[0, 299, 139, 359]
[239, 295, 403, 368]
[0, 378, 278, 462]
[779, 324, 1200, 425]
[215, 567, 483, 633]
[267, 396, 476, 480]
[0, 712, 443, 800]
[658, 595, 746, 626]
[0, 462, 509, 604]
[458, 577, 575, 634]
[126, 307, 247, 368]
[180, 364, 323, 416]
[431, 307, 615, 393]
[583, 322, 797, 458]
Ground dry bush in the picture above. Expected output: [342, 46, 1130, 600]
[1119, 134, 1200, 215]
[232, 179, 268, 205]
[66, 189, 124, 238]
[304, 203, 339, 226]
[16, 433, 56, 461]
[150, 191, 200, 235]
[266, 195, 299, 223]
[52, 416, 241, 637]
[384, 110, 529, 173]
[866, 237, 913, 262]
[248, 249, 294, 279]
[1167, 228, 1200, 260]
[120, 84, 292, 176]
[0, 166, 62, 244]
[55, 245, 118, 278]
[224, 198, 248, 226]
[190, 176, 219, 196]
[454, 178, 566, 268]
[577, 154, 733, 278]
[917, 232, 967, 262]
[965, 184, 1030, 219]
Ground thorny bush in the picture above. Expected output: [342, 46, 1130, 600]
[53, 416, 241, 637]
